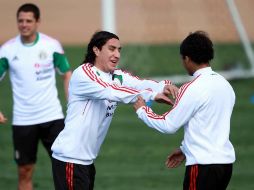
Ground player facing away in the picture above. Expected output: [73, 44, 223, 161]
[51, 30, 178, 190]
[134, 31, 235, 190]
[0, 3, 72, 190]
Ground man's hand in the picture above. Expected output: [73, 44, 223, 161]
[154, 93, 174, 105]
[163, 84, 179, 99]
[133, 93, 174, 111]
[165, 148, 186, 168]
[133, 96, 146, 111]
[0, 112, 7, 124]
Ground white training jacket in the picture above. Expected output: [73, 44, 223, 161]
[136, 67, 236, 165]
[52, 63, 171, 165]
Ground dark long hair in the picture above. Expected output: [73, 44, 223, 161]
[82, 31, 119, 65]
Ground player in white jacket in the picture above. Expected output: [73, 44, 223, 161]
[51, 31, 178, 190]
[134, 31, 235, 190]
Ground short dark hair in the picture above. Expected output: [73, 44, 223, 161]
[17, 3, 40, 21]
[83, 31, 119, 65]
[180, 31, 214, 64]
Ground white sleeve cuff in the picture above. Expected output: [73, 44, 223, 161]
[151, 92, 157, 101]
[136, 106, 146, 116]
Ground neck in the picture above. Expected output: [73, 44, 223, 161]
[194, 63, 210, 72]
[21, 33, 38, 44]
[189, 63, 210, 76]
[94, 62, 110, 73]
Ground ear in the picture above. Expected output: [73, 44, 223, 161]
[93, 46, 99, 56]
[185, 56, 190, 63]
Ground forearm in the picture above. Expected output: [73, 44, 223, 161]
[136, 106, 178, 134]
[120, 71, 171, 93]
[63, 71, 72, 101]
[101, 86, 157, 104]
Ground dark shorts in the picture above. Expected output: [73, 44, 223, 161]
[183, 164, 233, 190]
[52, 158, 96, 190]
[12, 119, 64, 165]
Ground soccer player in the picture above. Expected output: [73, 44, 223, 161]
[134, 31, 235, 190]
[51, 30, 178, 190]
[0, 3, 72, 190]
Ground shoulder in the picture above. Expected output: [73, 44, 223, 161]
[39, 33, 62, 47]
[39, 33, 58, 43]
[209, 72, 235, 93]
[0, 36, 20, 58]
[39, 33, 64, 52]
[179, 75, 203, 96]
[0, 36, 19, 51]
[72, 64, 92, 80]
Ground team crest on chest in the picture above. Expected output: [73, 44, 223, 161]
[38, 50, 48, 60]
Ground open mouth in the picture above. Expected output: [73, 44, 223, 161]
[111, 60, 118, 65]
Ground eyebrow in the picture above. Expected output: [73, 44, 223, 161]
[109, 45, 122, 50]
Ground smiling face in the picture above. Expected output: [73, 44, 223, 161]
[17, 11, 39, 43]
[93, 38, 121, 73]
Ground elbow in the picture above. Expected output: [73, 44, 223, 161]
[148, 122, 177, 134]
[166, 127, 178, 134]
[160, 122, 178, 134]
[63, 71, 72, 80]
[165, 122, 179, 134]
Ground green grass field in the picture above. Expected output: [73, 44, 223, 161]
[0, 44, 254, 189]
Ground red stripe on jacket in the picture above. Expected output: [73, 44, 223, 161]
[82, 64, 147, 95]
[143, 75, 200, 121]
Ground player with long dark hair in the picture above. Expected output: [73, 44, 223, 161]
[51, 30, 178, 190]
